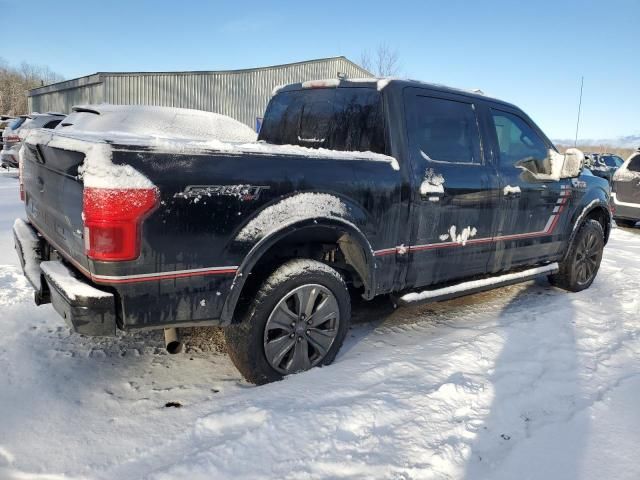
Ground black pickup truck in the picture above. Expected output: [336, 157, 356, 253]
[14, 79, 611, 384]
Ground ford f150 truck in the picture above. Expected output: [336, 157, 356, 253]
[14, 79, 611, 384]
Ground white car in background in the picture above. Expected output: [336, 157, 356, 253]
[611, 149, 640, 227]
[1, 113, 66, 169]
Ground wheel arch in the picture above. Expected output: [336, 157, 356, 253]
[221, 217, 376, 324]
[584, 205, 611, 243]
[564, 200, 611, 261]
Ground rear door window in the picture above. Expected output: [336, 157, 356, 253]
[404, 95, 482, 164]
[628, 155, 640, 172]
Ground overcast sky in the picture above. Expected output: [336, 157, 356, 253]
[2, 0, 638, 140]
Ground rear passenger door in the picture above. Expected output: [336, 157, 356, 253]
[403, 88, 502, 288]
[487, 108, 569, 270]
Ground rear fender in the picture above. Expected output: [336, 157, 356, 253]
[220, 193, 375, 323]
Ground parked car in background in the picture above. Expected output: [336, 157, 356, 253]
[0, 116, 16, 150]
[14, 83, 610, 385]
[600, 153, 625, 171]
[1, 113, 65, 168]
[612, 149, 640, 227]
[584, 152, 625, 183]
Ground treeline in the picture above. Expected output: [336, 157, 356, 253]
[557, 144, 636, 160]
[0, 58, 64, 116]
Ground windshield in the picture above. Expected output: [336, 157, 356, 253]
[601, 155, 624, 168]
[259, 87, 387, 155]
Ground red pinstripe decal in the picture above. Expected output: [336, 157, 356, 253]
[374, 189, 571, 257]
[30, 223, 238, 285]
[93, 268, 238, 285]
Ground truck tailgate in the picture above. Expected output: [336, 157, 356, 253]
[21, 141, 90, 274]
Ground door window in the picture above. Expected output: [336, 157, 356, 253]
[43, 119, 62, 129]
[405, 95, 482, 164]
[491, 110, 550, 175]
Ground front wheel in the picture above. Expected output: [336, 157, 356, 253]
[225, 259, 351, 385]
[548, 219, 604, 292]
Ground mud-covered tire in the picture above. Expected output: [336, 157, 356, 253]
[224, 259, 351, 385]
[548, 219, 604, 292]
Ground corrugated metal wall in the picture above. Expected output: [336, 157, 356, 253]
[28, 73, 105, 114]
[29, 82, 104, 114]
[28, 57, 371, 129]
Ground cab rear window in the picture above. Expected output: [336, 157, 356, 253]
[259, 88, 387, 155]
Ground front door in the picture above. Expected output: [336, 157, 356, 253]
[487, 108, 570, 270]
[403, 89, 502, 288]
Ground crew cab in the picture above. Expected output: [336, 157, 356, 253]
[14, 79, 611, 384]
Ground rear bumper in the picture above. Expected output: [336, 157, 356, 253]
[13, 218, 117, 336]
[612, 193, 640, 221]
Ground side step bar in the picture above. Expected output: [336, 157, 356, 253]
[395, 263, 559, 306]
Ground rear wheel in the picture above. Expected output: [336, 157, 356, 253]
[224, 259, 351, 385]
[548, 219, 604, 292]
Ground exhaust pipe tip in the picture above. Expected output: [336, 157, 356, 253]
[164, 328, 183, 354]
[166, 339, 183, 354]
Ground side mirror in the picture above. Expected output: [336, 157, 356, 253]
[561, 148, 584, 178]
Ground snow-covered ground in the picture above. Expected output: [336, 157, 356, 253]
[1, 170, 639, 480]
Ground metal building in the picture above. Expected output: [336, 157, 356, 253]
[27, 56, 371, 130]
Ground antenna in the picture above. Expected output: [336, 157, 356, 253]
[574, 76, 584, 147]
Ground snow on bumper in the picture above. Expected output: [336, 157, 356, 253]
[13, 218, 44, 292]
[13, 219, 117, 336]
[0, 149, 18, 168]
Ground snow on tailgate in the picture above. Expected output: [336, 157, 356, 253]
[24, 130, 155, 189]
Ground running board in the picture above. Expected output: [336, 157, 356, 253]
[395, 263, 559, 306]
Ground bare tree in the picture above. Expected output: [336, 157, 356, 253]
[360, 43, 401, 77]
[0, 58, 64, 115]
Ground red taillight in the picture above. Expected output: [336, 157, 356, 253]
[83, 187, 159, 261]
[6, 134, 20, 143]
